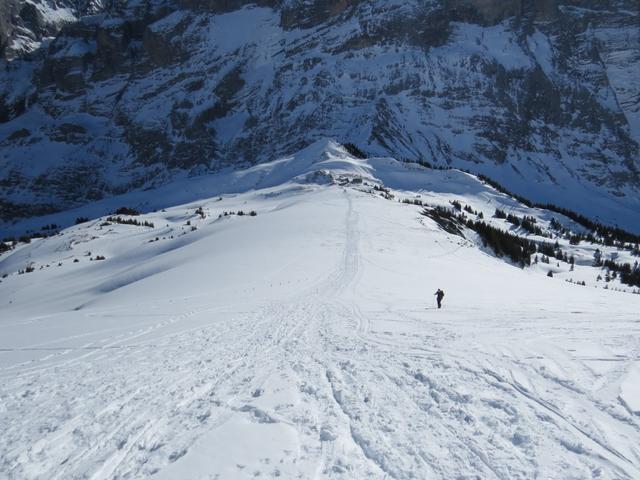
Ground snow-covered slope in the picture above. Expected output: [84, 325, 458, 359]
[1, 0, 639, 231]
[2, 141, 640, 479]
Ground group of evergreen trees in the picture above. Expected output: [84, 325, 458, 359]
[422, 206, 536, 266]
[494, 209, 546, 236]
[402, 198, 425, 206]
[468, 219, 537, 266]
[217, 210, 257, 218]
[494, 207, 639, 256]
[521, 217, 543, 236]
[114, 207, 140, 216]
[539, 204, 640, 245]
[422, 203, 638, 283]
[425, 202, 640, 288]
[475, 173, 640, 246]
[597, 258, 640, 288]
[104, 216, 155, 228]
[550, 217, 638, 251]
[420, 206, 465, 236]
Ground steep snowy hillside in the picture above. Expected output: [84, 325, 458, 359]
[1, 0, 639, 231]
[1, 141, 640, 479]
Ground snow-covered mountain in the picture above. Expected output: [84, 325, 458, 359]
[1, 0, 639, 231]
[1, 141, 640, 479]
[0, 0, 105, 60]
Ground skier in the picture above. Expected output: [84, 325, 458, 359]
[434, 288, 445, 309]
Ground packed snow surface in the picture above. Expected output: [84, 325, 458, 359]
[1, 141, 640, 479]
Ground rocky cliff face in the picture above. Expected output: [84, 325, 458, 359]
[1, 0, 639, 230]
[0, 0, 106, 61]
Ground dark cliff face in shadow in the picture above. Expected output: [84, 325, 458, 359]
[0, 0, 20, 59]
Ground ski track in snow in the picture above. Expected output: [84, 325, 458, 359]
[1, 183, 640, 479]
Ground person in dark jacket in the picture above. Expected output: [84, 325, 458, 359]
[434, 289, 445, 309]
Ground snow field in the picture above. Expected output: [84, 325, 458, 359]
[1, 143, 640, 479]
